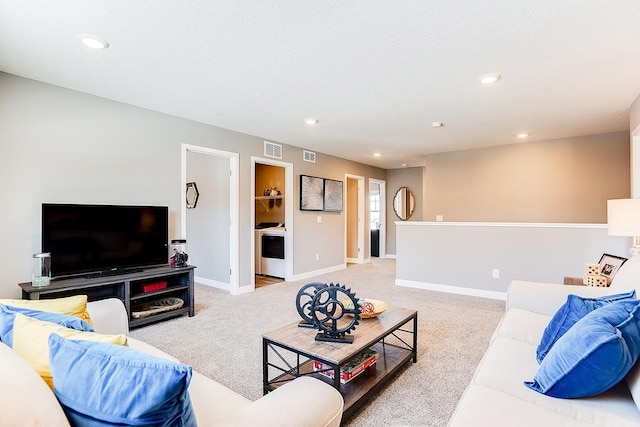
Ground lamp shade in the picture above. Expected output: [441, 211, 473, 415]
[607, 199, 640, 236]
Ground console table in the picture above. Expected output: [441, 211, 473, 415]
[262, 306, 417, 420]
[18, 265, 195, 328]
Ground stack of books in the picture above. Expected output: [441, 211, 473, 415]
[313, 348, 379, 384]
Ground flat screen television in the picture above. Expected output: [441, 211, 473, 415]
[42, 203, 169, 279]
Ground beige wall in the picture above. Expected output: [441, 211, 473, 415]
[631, 93, 640, 133]
[0, 72, 386, 297]
[423, 132, 630, 223]
[386, 167, 425, 255]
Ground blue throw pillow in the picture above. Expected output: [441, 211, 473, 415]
[536, 290, 636, 363]
[0, 304, 94, 347]
[48, 334, 197, 427]
[525, 299, 640, 398]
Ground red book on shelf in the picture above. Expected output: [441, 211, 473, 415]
[141, 281, 168, 293]
[313, 348, 378, 384]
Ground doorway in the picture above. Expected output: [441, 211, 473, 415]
[251, 157, 294, 289]
[345, 174, 365, 264]
[632, 124, 640, 197]
[369, 178, 386, 258]
[181, 144, 239, 294]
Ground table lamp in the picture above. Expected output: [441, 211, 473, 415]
[607, 198, 640, 256]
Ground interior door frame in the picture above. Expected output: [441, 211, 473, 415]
[345, 174, 365, 264]
[181, 143, 240, 294]
[369, 178, 386, 258]
[632, 124, 640, 198]
[251, 156, 294, 288]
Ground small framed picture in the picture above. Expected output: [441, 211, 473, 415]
[598, 253, 628, 280]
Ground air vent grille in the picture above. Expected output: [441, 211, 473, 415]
[264, 141, 282, 159]
[303, 150, 316, 163]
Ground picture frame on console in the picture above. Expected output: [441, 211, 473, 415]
[598, 253, 627, 280]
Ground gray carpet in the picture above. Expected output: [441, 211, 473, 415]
[131, 259, 505, 426]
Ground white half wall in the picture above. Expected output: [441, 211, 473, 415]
[395, 221, 632, 297]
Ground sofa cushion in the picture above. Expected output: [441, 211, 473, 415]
[48, 334, 197, 427]
[0, 342, 70, 427]
[495, 308, 551, 346]
[525, 300, 640, 398]
[11, 313, 127, 388]
[0, 295, 93, 325]
[0, 303, 94, 347]
[473, 335, 640, 425]
[611, 254, 640, 292]
[536, 290, 636, 363]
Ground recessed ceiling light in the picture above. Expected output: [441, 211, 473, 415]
[304, 118, 318, 125]
[77, 33, 109, 49]
[431, 122, 444, 128]
[401, 163, 408, 167]
[517, 133, 529, 138]
[373, 153, 381, 157]
[479, 73, 501, 84]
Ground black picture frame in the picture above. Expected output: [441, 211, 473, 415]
[598, 253, 627, 280]
[323, 179, 343, 212]
[300, 175, 324, 211]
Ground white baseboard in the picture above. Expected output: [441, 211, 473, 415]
[386, 254, 396, 259]
[232, 285, 254, 295]
[395, 278, 506, 301]
[289, 264, 346, 282]
[195, 276, 229, 292]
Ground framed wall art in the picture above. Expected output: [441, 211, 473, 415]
[300, 175, 324, 211]
[323, 179, 343, 212]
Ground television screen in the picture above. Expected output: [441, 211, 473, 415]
[42, 203, 168, 278]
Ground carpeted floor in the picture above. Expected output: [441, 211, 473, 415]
[131, 258, 505, 426]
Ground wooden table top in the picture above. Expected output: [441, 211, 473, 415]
[263, 306, 417, 365]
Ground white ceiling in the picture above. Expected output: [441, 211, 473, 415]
[1, 1, 640, 169]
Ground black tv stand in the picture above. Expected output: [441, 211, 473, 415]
[85, 268, 144, 279]
[18, 265, 195, 329]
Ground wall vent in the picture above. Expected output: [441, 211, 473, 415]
[303, 150, 316, 163]
[264, 141, 282, 159]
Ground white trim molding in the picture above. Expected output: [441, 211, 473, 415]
[289, 263, 346, 282]
[396, 279, 507, 301]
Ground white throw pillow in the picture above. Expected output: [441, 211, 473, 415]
[0, 342, 70, 426]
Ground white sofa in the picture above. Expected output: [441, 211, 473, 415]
[449, 255, 640, 426]
[0, 298, 343, 427]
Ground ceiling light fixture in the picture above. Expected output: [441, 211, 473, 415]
[373, 153, 381, 157]
[431, 122, 444, 128]
[304, 118, 318, 125]
[517, 133, 529, 138]
[479, 73, 501, 84]
[401, 163, 408, 167]
[77, 33, 109, 49]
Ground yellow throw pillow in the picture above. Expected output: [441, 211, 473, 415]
[12, 313, 127, 388]
[0, 295, 93, 325]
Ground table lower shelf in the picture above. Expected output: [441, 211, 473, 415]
[266, 341, 415, 418]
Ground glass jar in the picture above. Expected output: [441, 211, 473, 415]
[32, 252, 51, 287]
[169, 239, 189, 268]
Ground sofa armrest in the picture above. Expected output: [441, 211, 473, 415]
[217, 377, 343, 427]
[506, 280, 618, 316]
[86, 298, 129, 336]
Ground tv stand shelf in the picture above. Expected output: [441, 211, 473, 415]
[18, 265, 195, 329]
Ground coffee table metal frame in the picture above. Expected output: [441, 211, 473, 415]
[262, 307, 417, 419]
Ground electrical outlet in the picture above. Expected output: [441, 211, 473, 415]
[492, 269, 500, 279]
[317, 215, 322, 223]
[436, 215, 444, 222]
[315, 253, 319, 261]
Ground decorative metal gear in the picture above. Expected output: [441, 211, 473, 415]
[309, 283, 360, 344]
[295, 282, 327, 328]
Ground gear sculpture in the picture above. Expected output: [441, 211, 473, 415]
[309, 283, 360, 344]
[295, 282, 327, 328]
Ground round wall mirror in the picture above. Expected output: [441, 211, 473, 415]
[393, 186, 415, 220]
